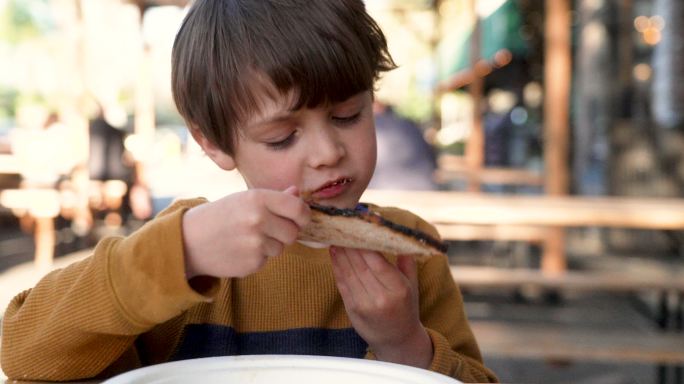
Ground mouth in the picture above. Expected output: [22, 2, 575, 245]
[310, 177, 353, 200]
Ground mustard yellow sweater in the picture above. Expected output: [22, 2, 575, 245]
[1, 199, 497, 382]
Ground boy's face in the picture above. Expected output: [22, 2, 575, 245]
[203, 90, 377, 209]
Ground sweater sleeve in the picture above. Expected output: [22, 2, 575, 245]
[413, 218, 498, 383]
[1, 198, 219, 381]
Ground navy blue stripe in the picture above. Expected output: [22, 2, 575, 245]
[172, 324, 368, 361]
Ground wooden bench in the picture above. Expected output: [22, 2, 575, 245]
[0, 180, 128, 267]
[435, 155, 544, 187]
[471, 321, 684, 365]
[466, 285, 684, 367]
[0, 188, 61, 268]
[450, 265, 684, 293]
[450, 263, 684, 368]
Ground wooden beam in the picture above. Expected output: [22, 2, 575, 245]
[436, 50, 514, 93]
[465, 0, 484, 192]
[435, 224, 547, 242]
[434, 167, 544, 186]
[436, 154, 544, 186]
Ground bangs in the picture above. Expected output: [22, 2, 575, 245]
[172, 0, 395, 155]
[236, 0, 396, 118]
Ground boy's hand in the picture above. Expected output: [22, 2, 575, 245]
[329, 247, 433, 369]
[182, 186, 310, 278]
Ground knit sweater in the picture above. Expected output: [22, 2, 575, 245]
[1, 198, 497, 383]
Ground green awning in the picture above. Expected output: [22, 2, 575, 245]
[438, 0, 528, 80]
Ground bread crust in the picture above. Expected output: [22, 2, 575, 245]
[297, 204, 447, 260]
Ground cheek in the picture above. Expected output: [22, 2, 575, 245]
[351, 124, 377, 176]
[237, 149, 303, 190]
[251, 163, 301, 190]
[363, 132, 377, 169]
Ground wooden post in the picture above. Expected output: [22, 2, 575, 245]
[34, 217, 56, 269]
[430, 0, 443, 136]
[133, 9, 156, 205]
[465, 0, 484, 192]
[134, 45, 155, 146]
[70, 0, 93, 237]
[543, 0, 571, 274]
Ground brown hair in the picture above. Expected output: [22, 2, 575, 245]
[171, 0, 396, 155]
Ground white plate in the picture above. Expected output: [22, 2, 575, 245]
[102, 355, 462, 384]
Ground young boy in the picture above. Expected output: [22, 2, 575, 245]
[1, 1, 497, 382]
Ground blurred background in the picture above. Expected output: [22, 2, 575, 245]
[1, 0, 684, 383]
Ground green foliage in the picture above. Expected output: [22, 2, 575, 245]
[438, 140, 465, 155]
[0, 87, 19, 120]
[394, 91, 434, 124]
[0, 0, 53, 44]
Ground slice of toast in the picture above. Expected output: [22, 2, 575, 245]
[297, 204, 447, 261]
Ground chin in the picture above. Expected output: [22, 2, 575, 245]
[316, 194, 361, 209]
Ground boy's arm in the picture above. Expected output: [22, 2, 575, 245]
[1, 199, 219, 382]
[418, 253, 498, 382]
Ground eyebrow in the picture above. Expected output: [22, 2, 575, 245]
[247, 111, 297, 133]
[247, 92, 363, 129]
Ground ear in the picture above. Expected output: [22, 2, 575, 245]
[189, 128, 236, 170]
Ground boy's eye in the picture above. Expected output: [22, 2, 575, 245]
[332, 112, 362, 125]
[265, 132, 296, 150]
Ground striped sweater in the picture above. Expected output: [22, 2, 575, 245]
[1, 198, 497, 382]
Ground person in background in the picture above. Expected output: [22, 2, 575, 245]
[1, 1, 497, 382]
[369, 100, 438, 190]
[88, 105, 153, 227]
[88, 106, 131, 188]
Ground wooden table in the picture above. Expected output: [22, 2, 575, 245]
[0, 188, 61, 268]
[362, 189, 684, 273]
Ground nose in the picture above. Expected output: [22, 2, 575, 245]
[307, 126, 346, 168]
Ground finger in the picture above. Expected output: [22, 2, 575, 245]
[283, 185, 299, 196]
[331, 247, 371, 299]
[330, 248, 356, 307]
[262, 236, 284, 258]
[353, 250, 406, 292]
[262, 189, 310, 228]
[345, 248, 388, 294]
[397, 254, 418, 289]
[262, 212, 300, 245]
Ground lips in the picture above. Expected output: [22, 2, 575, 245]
[311, 177, 353, 200]
[317, 178, 352, 191]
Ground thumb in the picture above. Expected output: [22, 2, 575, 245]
[397, 255, 418, 286]
[283, 185, 299, 196]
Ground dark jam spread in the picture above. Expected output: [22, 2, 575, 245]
[309, 203, 448, 254]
